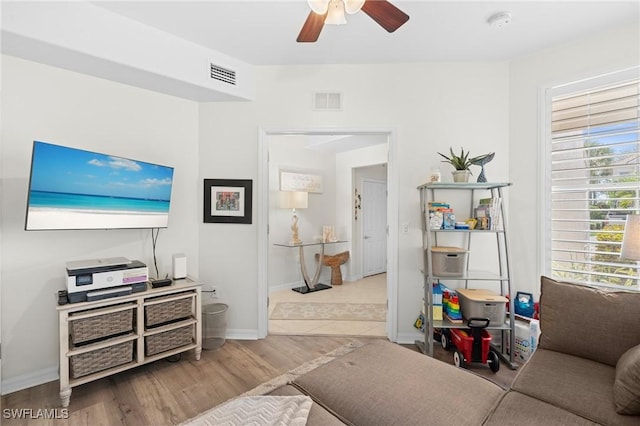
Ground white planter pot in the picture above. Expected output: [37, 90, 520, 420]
[452, 170, 471, 182]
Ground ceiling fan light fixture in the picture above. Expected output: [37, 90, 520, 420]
[308, 0, 330, 15]
[344, 0, 365, 14]
[298, 0, 409, 42]
[325, 0, 347, 25]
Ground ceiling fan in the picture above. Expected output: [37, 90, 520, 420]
[297, 0, 410, 43]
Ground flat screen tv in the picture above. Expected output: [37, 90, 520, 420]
[25, 141, 174, 230]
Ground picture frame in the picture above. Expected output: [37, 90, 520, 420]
[280, 171, 323, 193]
[203, 179, 253, 224]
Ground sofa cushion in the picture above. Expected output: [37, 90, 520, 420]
[512, 348, 639, 425]
[293, 340, 504, 426]
[268, 385, 346, 425]
[484, 391, 598, 425]
[539, 276, 640, 366]
[614, 343, 640, 415]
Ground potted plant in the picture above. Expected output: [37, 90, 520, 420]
[438, 147, 482, 182]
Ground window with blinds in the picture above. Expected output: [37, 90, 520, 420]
[549, 76, 639, 289]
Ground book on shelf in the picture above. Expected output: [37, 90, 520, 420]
[428, 210, 444, 230]
[443, 210, 456, 229]
[474, 197, 502, 230]
[427, 201, 453, 230]
[428, 201, 450, 209]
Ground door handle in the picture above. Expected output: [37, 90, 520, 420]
[364, 236, 372, 239]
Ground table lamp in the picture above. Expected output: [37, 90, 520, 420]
[280, 191, 308, 245]
[621, 214, 640, 261]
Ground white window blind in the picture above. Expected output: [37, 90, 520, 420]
[550, 76, 640, 289]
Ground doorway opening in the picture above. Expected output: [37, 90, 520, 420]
[257, 128, 399, 340]
[357, 173, 388, 279]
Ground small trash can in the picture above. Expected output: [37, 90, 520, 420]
[202, 303, 228, 350]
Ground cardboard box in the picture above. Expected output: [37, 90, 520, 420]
[420, 296, 443, 321]
[506, 315, 540, 362]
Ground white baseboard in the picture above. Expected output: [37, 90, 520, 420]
[1, 366, 58, 396]
[346, 273, 363, 282]
[395, 330, 424, 346]
[224, 328, 259, 340]
[268, 273, 332, 294]
[268, 280, 302, 293]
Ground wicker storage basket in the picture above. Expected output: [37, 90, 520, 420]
[145, 325, 193, 356]
[70, 305, 134, 345]
[145, 294, 193, 328]
[70, 340, 133, 378]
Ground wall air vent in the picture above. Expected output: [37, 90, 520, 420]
[313, 92, 343, 111]
[210, 63, 236, 85]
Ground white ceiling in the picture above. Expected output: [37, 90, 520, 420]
[93, 0, 640, 66]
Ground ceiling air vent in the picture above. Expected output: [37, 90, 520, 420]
[210, 63, 236, 85]
[313, 92, 342, 111]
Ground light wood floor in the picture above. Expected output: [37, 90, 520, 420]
[1, 335, 379, 426]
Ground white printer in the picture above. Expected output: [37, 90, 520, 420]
[66, 257, 148, 303]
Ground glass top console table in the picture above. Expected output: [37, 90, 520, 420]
[274, 240, 347, 294]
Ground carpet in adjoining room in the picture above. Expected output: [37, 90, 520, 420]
[269, 302, 386, 322]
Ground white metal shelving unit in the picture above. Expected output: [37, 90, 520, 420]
[415, 182, 517, 369]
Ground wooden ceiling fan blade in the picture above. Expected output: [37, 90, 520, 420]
[297, 11, 326, 42]
[361, 0, 409, 33]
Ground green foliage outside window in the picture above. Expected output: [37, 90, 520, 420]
[592, 224, 638, 287]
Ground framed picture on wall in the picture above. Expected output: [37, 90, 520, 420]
[203, 179, 253, 224]
[280, 171, 323, 193]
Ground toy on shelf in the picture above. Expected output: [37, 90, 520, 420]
[442, 286, 463, 323]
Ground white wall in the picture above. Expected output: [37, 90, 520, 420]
[0, 55, 200, 393]
[2, 1, 255, 101]
[508, 23, 640, 297]
[336, 146, 389, 280]
[267, 135, 337, 290]
[198, 62, 511, 343]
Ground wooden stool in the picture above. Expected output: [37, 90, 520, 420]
[316, 251, 350, 285]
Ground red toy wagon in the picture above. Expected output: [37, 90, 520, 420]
[439, 317, 500, 373]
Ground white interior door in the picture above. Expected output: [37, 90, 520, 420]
[362, 179, 387, 276]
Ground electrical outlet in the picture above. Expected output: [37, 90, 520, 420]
[203, 285, 219, 299]
[210, 286, 219, 298]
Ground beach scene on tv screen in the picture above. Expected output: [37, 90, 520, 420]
[26, 142, 174, 230]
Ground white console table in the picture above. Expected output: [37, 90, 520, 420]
[57, 279, 202, 407]
[274, 241, 347, 294]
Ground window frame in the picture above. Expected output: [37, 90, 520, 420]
[541, 67, 640, 289]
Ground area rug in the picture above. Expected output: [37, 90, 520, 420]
[182, 395, 312, 426]
[180, 341, 367, 426]
[270, 302, 386, 321]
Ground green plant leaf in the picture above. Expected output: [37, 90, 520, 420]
[437, 147, 472, 170]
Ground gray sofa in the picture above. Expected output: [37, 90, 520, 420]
[270, 276, 640, 425]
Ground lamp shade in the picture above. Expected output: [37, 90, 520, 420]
[325, 0, 347, 25]
[280, 191, 308, 209]
[621, 214, 640, 261]
[344, 0, 365, 14]
[308, 0, 330, 14]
